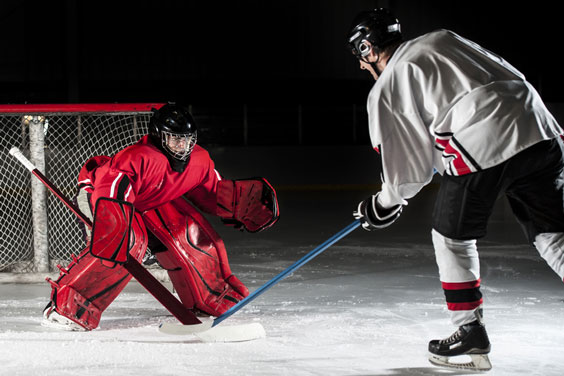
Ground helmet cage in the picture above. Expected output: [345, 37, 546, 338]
[349, 28, 373, 59]
[348, 9, 401, 60]
[161, 130, 197, 161]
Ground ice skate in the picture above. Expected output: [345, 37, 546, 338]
[142, 252, 159, 266]
[428, 320, 492, 371]
[41, 302, 86, 331]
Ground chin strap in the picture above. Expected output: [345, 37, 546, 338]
[370, 61, 382, 76]
[365, 44, 400, 77]
[360, 49, 382, 77]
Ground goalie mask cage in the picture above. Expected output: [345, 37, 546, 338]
[0, 103, 164, 274]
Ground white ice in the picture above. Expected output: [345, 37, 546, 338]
[2, 190, 564, 375]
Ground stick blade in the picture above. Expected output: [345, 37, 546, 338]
[158, 317, 213, 335]
[159, 318, 266, 343]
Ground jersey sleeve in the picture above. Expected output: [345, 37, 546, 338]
[90, 171, 136, 206]
[88, 149, 139, 208]
[368, 64, 435, 208]
[183, 152, 222, 215]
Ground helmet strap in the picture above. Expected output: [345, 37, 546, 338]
[370, 61, 382, 77]
[361, 49, 383, 77]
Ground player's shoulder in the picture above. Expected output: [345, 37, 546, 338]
[397, 29, 458, 59]
[112, 135, 167, 169]
[120, 134, 158, 154]
[188, 144, 212, 166]
[413, 29, 458, 45]
[425, 29, 456, 39]
[388, 29, 462, 76]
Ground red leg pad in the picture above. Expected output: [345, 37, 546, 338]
[143, 199, 249, 317]
[52, 284, 103, 330]
[47, 213, 148, 330]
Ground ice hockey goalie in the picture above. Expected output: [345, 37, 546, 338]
[42, 103, 279, 330]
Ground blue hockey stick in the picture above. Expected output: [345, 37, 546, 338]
[213, 219, 361, 326]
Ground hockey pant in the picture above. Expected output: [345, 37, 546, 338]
[432, 139, 564, 326]
[47, 197, 248, 330]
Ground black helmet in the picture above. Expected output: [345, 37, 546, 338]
[149, 103, 198, 163]
[348, 8, 402, 60]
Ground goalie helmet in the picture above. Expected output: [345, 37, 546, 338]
[348, 8, 402, 60]
[149, 103, 198, 172]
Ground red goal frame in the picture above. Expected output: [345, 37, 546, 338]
[0, 103, 165, 113]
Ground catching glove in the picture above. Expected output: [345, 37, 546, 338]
[217, 178, 279, 233]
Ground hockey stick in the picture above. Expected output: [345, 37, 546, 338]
[159, 219, 361, 334]
[216, 219, 361, 325]
[9, 148, 93, 227]
[8, 147, 203, 326]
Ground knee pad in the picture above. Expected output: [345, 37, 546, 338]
[142, 198, 249, 317]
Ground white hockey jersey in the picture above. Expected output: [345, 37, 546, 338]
[368, 29, 563, 208]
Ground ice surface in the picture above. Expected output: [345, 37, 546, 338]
[2, 190, 564, 375]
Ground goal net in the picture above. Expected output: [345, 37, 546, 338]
[0, 103, 163, 273]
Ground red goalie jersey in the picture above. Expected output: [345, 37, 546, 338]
[78, 135, 220, 214]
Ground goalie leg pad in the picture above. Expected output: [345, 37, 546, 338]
[46, 283, 103, 330]
[143, 199, 249, 317]
[45, 213, 148, 330]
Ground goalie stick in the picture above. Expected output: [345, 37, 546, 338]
[9, 147, 262, 342]
[159, 219, 361, 334]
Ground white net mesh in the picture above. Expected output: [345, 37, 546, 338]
[0, 105, 154, 272]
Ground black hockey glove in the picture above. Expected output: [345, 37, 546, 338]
[353, 192, 403, 231]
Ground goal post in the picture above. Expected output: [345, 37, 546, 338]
[0, 103, 164, 274]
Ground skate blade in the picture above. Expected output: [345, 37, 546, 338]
[41, 310, 86, 332]
[429, 353, 492, 371]
[41, 317, 86, 331]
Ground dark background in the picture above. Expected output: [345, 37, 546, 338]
[1, 0, 562, 146]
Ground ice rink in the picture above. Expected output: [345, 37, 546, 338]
[2, 188, 564, 376]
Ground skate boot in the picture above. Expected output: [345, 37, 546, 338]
[142, 253, 159, 266]
[428, 320, 492, 371]
[42, 302, 87, 331]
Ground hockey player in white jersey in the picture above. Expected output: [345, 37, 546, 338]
[348, 8, 564, 371]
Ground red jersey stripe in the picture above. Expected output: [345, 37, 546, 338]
[447, 299, 483, 311]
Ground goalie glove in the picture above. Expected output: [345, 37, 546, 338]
[353, 192, 403, 231]
[216, 178, 279, 233]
